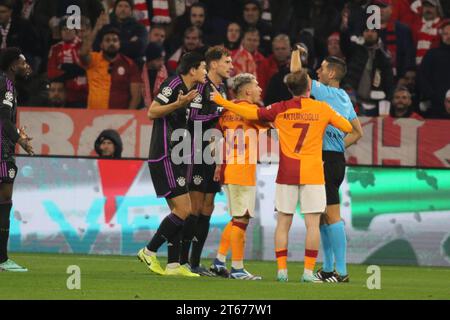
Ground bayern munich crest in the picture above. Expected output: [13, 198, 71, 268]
[193, 175, 203, 186]
[177, 177, 186, 187]
[8, 168, 16, 179]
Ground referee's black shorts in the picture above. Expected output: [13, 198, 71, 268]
[323, 151, 346, 205]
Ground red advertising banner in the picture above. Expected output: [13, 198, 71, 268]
[16, 108, 450, 168]
[346, 117, 450, 168]
[17, 107, 152, 158]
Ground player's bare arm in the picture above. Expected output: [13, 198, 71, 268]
[210, 84, 259, 120]
[344, 117, 363, 148]
[147, 90, 198, 119]
[290, 45, 307, 74]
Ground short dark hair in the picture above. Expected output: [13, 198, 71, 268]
[325, 56, 347, 81]
[0, 47, 22, 72]
[243, 27, 259, 37]
[205, 46, 230, 68]
[150, 24, 165, 31]
[184, 26, 202, 40]
[285, 70, 309, 96]
[394, 86, 412, 98]
[0, 0, 13, 9]
[191, 2, 206, 13]
[98, 26, 121, 42]
[243, 0, 261, 12]
[177, 51, 205, 75]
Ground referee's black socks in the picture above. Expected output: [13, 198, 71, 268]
[190, 214, 211, 268]
[0, 202, 12, 263]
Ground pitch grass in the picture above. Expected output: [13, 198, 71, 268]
[1, 253, 449, 300]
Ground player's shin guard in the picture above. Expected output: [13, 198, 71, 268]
[147, 213, 184, 253]
[180, 214, 198, 265]
[320, 225, 334, 272]
[190, 214, 211, 268]
[230, 221, 247, 270]
[328, 220, 347, 276]
[0, 201, 12, 263]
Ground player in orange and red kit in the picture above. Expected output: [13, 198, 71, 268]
[211, 69, 352, 283]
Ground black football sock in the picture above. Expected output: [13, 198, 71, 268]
[180, 214, 198, 265]
[0, 202, 12, 263]
[167, 228, 182, 264]
[190, 214, 211, 268]
[147, 213, 184, 253]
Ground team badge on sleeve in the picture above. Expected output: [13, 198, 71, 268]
[157, 86, 173, 103]
[162, 87, 173, 97]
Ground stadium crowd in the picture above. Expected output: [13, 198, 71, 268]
[2, 0, 450, 119]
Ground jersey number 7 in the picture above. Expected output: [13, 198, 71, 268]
[293, 123, 310, 153]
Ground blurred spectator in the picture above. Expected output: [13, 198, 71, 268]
[340, 0, 370, 37]
[94, 129, 123, 159]
[47, 80, 67, 108]
[230, 28, 262, 79]
[47, 17, 87, 108]
[79, 15, 142, 110]
[264, 64, 291, 105]
[78, 16, 93, 40]
[444, 89, 450, 118]
[295, 0, 340, 59]
[169, 2, 220, 53]
[142, 42, 168, 108]
[0, 0, 42, 71]
[418, 19, 450, 118]
[47, 0, 103, 42]
[327, 32, 346, 60]
[223, 22, 242, 53]
[94, 0, 148, 67]
[374, 0, 416, 78]
[260, 33, 291, 98]
[343, 27, 395, 116]
[411, 0, 442, 65]
[240, 0, 272, 55]
[148, 24, 166, 45]
[241, 28, 266, 86]
[167, 26, 204, 74]
[397, 67, 419, 107]
[389, 87, 422, 119]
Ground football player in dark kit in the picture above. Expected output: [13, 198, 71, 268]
[0, 48, 34, 272]
[137, 51, 207, 277]
[182, 46, 233, 276]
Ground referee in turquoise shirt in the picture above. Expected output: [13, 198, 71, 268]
[291, 46, 363, 283]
